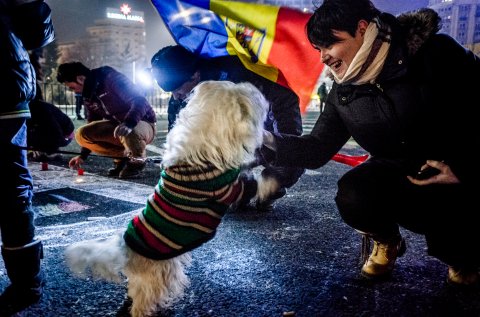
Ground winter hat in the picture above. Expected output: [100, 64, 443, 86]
[151, 45, 200, 91]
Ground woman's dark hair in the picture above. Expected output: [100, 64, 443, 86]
[306, 0, 380, 48]
[56, 62, 91, 83]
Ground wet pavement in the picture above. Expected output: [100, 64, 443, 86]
[1, 110, 480, 317]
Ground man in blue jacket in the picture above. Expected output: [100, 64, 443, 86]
[150, 45, 305, 212]
[0, 0, 54, 313]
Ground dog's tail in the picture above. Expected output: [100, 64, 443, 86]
[65, 233, 127, 282]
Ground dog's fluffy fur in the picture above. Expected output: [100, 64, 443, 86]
[65, 81, 274, 317]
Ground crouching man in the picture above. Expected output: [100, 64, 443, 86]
[57, 62, 156, 178]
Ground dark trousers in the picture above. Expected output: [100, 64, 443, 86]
[167, 97, 186, 132]
[335, 157, 479, 268]
[75, 95, 85, 118]
[0, 119, 35, 247]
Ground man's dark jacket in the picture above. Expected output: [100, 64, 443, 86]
[82, 66, 156, 128]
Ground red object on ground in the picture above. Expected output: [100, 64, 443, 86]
[77, 168, 84, 176]
[332, 153, 369, 167]
[41, 162, 48, 171]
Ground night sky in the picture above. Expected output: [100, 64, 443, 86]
[45, 0, 429, 60]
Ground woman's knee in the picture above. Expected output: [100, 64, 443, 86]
[335, 169, 379, 227]
[336, 169, 368, 206]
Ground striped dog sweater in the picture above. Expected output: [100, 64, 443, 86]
[124, 165, 244, 260]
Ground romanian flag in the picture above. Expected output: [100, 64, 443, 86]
[150, 0, 324, 113]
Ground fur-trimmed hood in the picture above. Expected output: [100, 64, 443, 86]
[397, 8, 442, 56]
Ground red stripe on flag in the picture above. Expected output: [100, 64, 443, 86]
[268, 8, 324, 113]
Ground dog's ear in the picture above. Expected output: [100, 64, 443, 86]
[237, 95, 254, 121]
[234, 82, 268, 125]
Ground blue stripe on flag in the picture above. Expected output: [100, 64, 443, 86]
[151, 0, 229, 58]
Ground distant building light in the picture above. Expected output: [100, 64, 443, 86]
[107, 12, 144, 23]
[120, 3, 132, 16]
[106, 6, 144, 23]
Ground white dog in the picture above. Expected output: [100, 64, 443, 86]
[65, 81, 278, 317]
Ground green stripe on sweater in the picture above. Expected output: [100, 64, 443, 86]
[158, 186, 228, 216]
[142, 200, 209, 246]
[162, 167, 240, 191]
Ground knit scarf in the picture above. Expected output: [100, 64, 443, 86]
[334, 17, 391, 85]
[124, 165, 244, 260]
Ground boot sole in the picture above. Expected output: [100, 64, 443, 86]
[360, 270, 393, 281]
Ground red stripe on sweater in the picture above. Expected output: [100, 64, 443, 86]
[218, 181, 243, 205]
[153, 192, 221, 229]
[132, 216, 174, 253]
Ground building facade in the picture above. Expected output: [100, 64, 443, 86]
[428, 0, 480, 56]
[58, 3, 147, 82]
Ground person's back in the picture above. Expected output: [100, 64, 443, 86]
[26, 47, 74, 161]
[82, 66, 157, 125]
[27, 100, 74, 159]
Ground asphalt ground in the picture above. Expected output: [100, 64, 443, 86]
[1, 109, 480, 317]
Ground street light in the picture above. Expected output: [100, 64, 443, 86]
[136, 67, 154, 90]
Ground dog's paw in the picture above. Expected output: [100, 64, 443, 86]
[256, 175, 280, 202]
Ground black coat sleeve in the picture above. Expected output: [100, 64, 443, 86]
[273, 97, 351, 169]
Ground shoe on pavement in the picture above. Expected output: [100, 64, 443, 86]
[108, 159, 127, 177]
[0, 241, 45, 315]
[361, 235, 406, 280]
[447, 266, 480, 286]
[0, 282, 44, 315]
[119, 159, 146, 179]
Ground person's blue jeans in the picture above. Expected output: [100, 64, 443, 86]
[0, 118, 35, 247]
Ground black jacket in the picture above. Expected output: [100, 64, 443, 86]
[199, 56, 303, 136]
[273, 9, 480, 186]
[27, 100, 74, 153]
[0, 0, 54, 118]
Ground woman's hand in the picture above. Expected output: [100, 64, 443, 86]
[407, 160, 460, 185]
